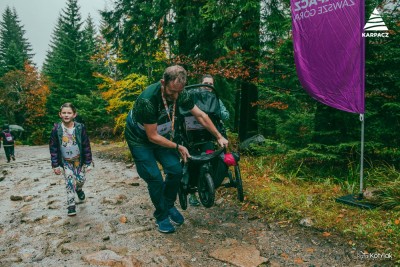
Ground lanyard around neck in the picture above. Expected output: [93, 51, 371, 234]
[161, 86, 176, 140]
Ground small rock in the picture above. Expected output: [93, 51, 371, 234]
[34, 178, 39, 182]
[363, 187, 378, 200]
[24, 196, 34, 202]
[21, 218, 33, 223]
[50, 183, 57, 186]
[82, 250, 142, 266]
[300, 218, 314, 227]
[221, 223, 236, 228]
[0, 176, 4, 182]
[116, 226, 153, 235]
[215, 198, 225, 206]
[126, 163, 134, 168]
[1, 257, 22, 263]
[222, 238, 239, 246]
[103, 236, 110, 241]
[210, 244, 268, 267]
[102, 198, 118, 205]
[10, 195, 23, 201]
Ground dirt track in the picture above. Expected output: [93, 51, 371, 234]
[0, 145, 392, 266]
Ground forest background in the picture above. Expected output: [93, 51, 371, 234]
[0, 0, 399, 262]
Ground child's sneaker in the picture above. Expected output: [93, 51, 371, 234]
[67, 205, 76, 216]
[76, 190, 85, 201]
[155, 217, 175, 233]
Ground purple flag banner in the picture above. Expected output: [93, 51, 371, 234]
[290, 0, 365, 113]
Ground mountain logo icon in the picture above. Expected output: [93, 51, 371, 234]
[364, 8, 389, 31]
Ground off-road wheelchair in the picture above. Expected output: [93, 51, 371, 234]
[177, 83, 244, 209]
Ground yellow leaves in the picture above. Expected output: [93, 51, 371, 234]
[294, 258, 304, 264]
[348, 240, 355, 246]
[332, 185, 341, 193]
[395, 219, 400, 225]
[280, 253, 289, 259]
[232, 32, 240, 38]
[305, 248, 315, 253]
[119, 215, 127, 224]
[280, 253, 305, 264]
[252, 100, 289, 110]
[322, 232, 331, 237]
[155, 51, 167, 61]
[96, 72, 148, 129]
[336, 213, 345, 223]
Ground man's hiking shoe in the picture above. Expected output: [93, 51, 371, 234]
[189, 194, 200, 206]
[11, 156, 15, 161]
[168, 207, 184, 226]
[76, 190, 85, 201]
[156, 217, 175, 233]
[67, 206, 76, 216]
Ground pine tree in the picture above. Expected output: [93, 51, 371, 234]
[101, 0, 172, 79]
[0, 6, 33, 77]
[0, 6, 34, 125]
[43, 0, 99, 120]
[80, 15, 100, 92]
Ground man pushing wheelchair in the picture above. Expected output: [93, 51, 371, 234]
[124, 65, 228, 234]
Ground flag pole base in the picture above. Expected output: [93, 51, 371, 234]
[335, 194, 376, 210]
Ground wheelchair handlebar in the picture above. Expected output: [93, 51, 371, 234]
[185, 83, 218, 97]
[188, 147, 225, 163]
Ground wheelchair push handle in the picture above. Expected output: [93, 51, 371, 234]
[187, 147, 225, 163]
[185, 83, 219, 97]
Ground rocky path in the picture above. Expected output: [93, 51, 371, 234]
[0, 145, 384, 266]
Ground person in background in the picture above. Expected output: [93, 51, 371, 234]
[0, 124, 16, 163]
[200, 74, 229, 121]
[189, 74, 230, 206]
[125, 65, 228, 233]
[49, 103, 93, 216]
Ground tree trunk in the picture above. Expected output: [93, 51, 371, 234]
[238, 1, 260, 141]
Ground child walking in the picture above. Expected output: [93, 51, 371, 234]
[1, 124, 16, 163]
[49, 103, 93, 216]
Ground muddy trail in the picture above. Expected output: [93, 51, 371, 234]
[0, 145, 386, 266]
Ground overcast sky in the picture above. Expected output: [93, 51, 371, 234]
[0, 0, 112, 69]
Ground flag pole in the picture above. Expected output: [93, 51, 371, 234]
[335, 112, 375, 209]
[358, 113, 365, 199]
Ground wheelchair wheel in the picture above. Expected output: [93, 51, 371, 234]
[198, 172, 215, 208]
[234, 165, 244, 202]
[178, 183, 188, 210]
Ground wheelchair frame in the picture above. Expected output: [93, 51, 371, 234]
[177, 84, 244, 209]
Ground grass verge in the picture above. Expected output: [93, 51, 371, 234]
[238, 156, 400, 263]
